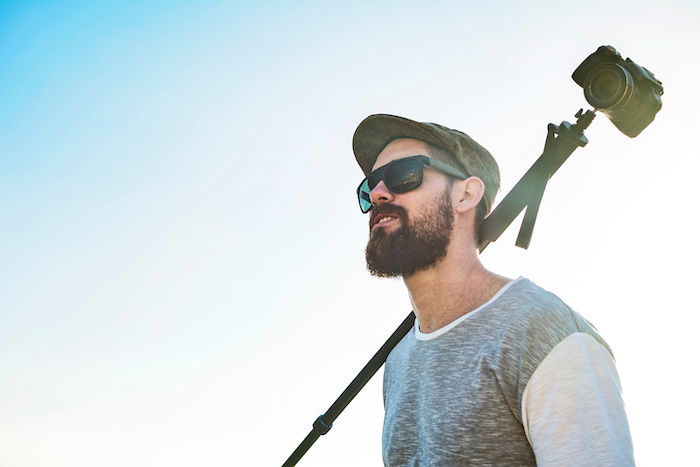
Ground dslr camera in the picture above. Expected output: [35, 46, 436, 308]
[572, 45, 663, 137]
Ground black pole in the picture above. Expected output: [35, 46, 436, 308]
[282, 311, 416, 467]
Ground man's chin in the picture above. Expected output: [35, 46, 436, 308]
[365, 254, 439, 279]
[365, 237, 433, 278]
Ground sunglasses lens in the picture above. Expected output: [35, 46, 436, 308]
[356, 158, 425, 213]
[358, 179, 372, 213]
[385, 159, 422, 193]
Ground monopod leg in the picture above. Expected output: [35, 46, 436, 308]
[282, 311, 416, 466]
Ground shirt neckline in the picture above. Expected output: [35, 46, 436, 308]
[414, 276, 525, 341]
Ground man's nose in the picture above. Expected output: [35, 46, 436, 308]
[370, 180, 395, 206]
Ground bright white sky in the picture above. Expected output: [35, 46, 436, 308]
[2, 1, 699, 466]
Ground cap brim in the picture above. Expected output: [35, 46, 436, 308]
[352, 114, 449, 175]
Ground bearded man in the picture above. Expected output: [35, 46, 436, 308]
[352, 114, 635, 466]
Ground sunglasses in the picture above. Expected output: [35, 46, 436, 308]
[356, 155, 468, 213]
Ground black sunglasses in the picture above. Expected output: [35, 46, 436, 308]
[356, 155, 468, 213]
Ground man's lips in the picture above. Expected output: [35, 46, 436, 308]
[371, 213, 400, 229]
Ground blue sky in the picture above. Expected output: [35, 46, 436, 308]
[2, 1, 699, 465]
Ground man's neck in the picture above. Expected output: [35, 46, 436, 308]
[403, 250, 510, 334]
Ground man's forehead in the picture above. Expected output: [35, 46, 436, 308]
[372, 138, 431, 170]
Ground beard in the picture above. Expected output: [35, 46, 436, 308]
[365, 187, 454, 278]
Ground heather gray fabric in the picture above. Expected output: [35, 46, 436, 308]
[382, 278, 620, 466]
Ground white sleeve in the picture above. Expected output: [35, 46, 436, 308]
[521, 332, 635, 466]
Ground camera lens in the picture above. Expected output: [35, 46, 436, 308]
[583, 63, 633, 111]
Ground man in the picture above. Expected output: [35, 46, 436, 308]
[352, 114, 635, 466]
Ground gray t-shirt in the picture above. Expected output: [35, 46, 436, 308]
[382, 277, 634, 466]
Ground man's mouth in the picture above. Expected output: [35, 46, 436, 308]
[371, 213, 399, 230]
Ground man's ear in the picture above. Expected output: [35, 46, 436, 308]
[454, 177, 485, 214]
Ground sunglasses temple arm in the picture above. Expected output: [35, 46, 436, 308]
[433, 159, 468, 179]
[282, 311, 416, 467]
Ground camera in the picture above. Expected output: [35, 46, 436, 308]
[572, 45, 663, 137]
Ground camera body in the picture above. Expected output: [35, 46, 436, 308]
[572, 45, 663, 137]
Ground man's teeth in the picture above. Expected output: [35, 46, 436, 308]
[379, 217, 393, 223]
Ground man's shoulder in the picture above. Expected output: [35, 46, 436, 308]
[486, 277, 606, 352]
[489, 277, 579, 326]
